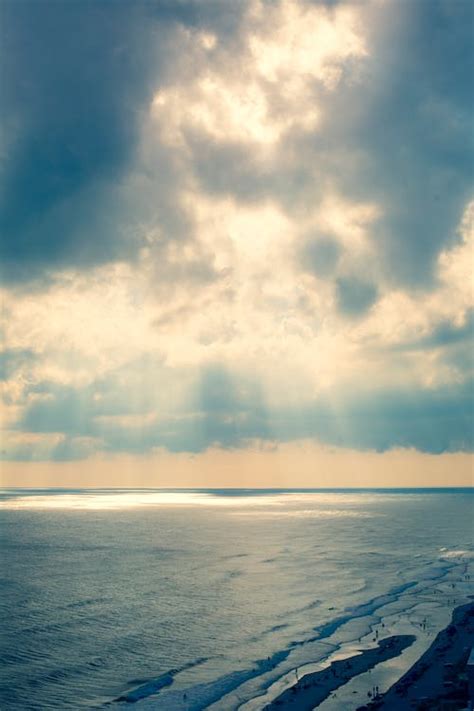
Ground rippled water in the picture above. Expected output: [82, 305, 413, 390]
[0, 488, 472, 710]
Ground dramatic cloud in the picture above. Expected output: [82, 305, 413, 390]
[1, 0, 472, 472]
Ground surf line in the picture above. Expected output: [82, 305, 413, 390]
[264, 635, 415, 710]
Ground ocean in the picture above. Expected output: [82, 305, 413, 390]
[0, 488, 472, 710]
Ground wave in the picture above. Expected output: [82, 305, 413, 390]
[152, 561, 464, 711]
[119, 581, 421, 709]
[114, 657, 209, 704]
[439, 548, 474, 559]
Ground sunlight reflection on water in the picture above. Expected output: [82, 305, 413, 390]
[0, 490, 385, 510]
[232, 508, 379, 517]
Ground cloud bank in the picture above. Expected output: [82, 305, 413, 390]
[1, 0, 473, 473]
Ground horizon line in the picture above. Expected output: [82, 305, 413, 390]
[2, 486, 472, 491]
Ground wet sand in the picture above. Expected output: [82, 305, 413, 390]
[358, 601, 474, 710]
[263, 635, 415, 710]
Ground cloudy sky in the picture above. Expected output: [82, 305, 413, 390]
[1, 0, 472, 487]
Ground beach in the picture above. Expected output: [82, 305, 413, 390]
[264, 602, 474, 711]
[264, 635, 416, 710]
[360, 601, 474, 710]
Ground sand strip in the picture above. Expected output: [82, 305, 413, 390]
[264, 635, 415, 710]
[358, 601, 474, 710]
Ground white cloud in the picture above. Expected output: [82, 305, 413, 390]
[148, 0, 367, 152]
[3, 198, 471, 422]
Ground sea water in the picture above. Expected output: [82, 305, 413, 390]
[0, 488, 472, 710]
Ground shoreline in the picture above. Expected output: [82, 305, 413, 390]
[263, 635, 416, 710]
[110, 559, 473, 711]
[263, 602, 474, 711]
[358, 600, 474, 710]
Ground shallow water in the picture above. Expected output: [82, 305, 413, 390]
[0, 488, 472, 710]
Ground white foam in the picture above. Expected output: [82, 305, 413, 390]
[439, 549, 474, 559]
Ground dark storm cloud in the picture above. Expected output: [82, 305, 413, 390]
[392, 310, 474, 352]
[319, 0, 474, 287]
[335, 276, 378, 317]
[7, 362, 473, 460]
[271, 382, 474, 454]
[0, 348, 37, 381]
[194, 366, 271, 448]
[0, 0, 215, 283]
[301, 236, 341, 278]
[20, 383, 95, 436]
[1, 2, 140, 275]
[11, 364, 270, 458]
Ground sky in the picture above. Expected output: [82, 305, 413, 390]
[0, 0, 473, 487]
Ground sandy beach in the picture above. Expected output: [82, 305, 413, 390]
[264, 602, 474, 711]
[358, 601, 474, 710]
[263, 635, 415, 710]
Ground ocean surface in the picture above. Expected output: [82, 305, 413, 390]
[0, 488, 472, 711]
